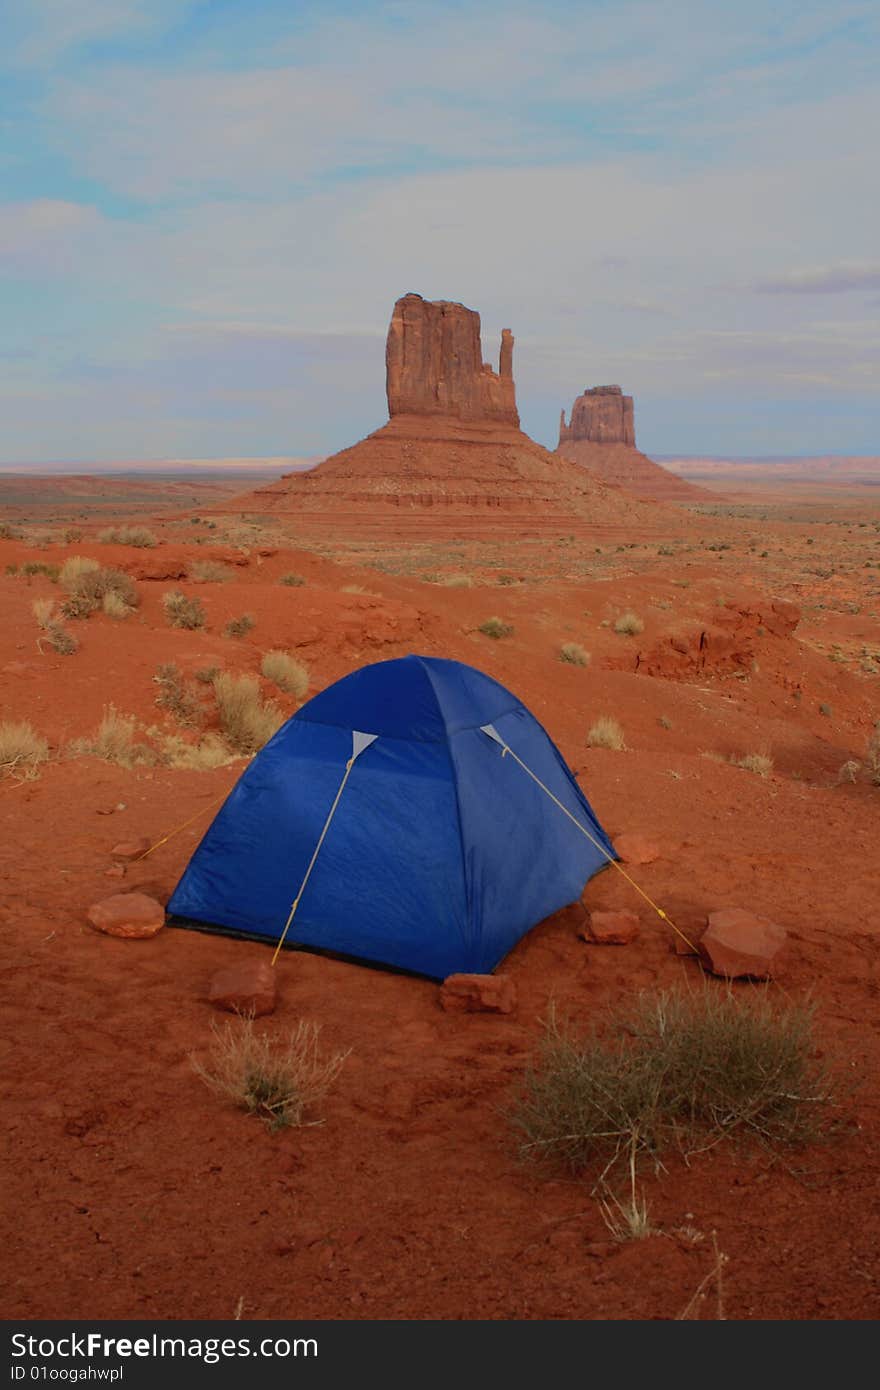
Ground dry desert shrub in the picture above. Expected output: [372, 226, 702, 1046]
[22, 561, 60, 582]
[0, 521, 22, 540]
[479, 616, 513, 639]
[614, 611, 645, 636]
[261, 650, 309, 699]
[102, 590, 133, 619]
[60, 556, 100, 590]
[509, 987, 837, 1180]
[69, 705, 155, 767]
[867, 721, 880, 785]
[212, 672, 284, 753]
[154, 663, 201, 726]
[162, 590, 206, 630]
[62, 565, 138, 618]
[192, 1016, 349, 1132]
[159, 733, 235, 770]
[224, 613, 255, 638]
[190, 559, 234, 583]
[98, 526, 157, 548]
[31, 597, 56, 629]
[559, 642, 590, 667]
[436, 573, 474, 588]
[0, 721, 49, 780]
[734, 751, 774, 778]
[587, 716, 626, 750]
[279, 573, 305, 587]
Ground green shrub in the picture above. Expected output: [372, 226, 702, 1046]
[509, 988, 837, 1177]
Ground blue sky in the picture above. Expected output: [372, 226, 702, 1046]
[1, 0, 878, 463]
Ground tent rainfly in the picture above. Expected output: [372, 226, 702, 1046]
[167, 654, 615, 979]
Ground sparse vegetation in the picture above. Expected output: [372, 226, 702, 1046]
[436, 573, 474, 588]
[279, 573, 306, 587]
[190, 559, 234, 583]
[867, 721, 880, 785]
[261, 650, 309, 699]
[0, 721, 49, 780]
[212, 673, 284, 753]
[162, 590, 206, 630]
[559, 642, 590, 667]
[479, 617, 513, 639]
[195, 665, 221, 684]
[509, 987, 837, 1179]
[61, 564, 138, 619]
[22, 561, 60, 582]
[587, 716, 626, 750]
[32, 599, 78, 654]
[158, 733, 234, 771]
[224, 614, 255, 638]
[192, 1016, 349, 1132]
[154, 663, 201, 726]
[734, 752, 774, 777]
[68, 705, 155, 766]
[97, 526, 157, 548]
[614, 611, 645, 636]
[0, 522, 22, 540]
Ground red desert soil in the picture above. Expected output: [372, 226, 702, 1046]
[2, 479, 879, 1322]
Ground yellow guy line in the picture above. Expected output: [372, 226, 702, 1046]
[132, 789, 231, 863]
[492, 735, 697, 954]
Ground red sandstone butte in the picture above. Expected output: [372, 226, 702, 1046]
[557, 385, 709, 501]
[227, 291, 675, 541]
[386, 293, 519, 426]
[439, 974, 517, 1014]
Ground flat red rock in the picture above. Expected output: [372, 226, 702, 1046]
[699, 907, 787, 979]
[111, 837, 151, 862]
[613, 833, 661, 866]
[207, 960, 277, 1017]
[439, 973, 517, 1015]
[582, 909, 640, 945]
[87, 893, 165, 940]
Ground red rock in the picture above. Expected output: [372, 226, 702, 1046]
[559, 385, 636, 447]
[207, 960, 277, 1016]
[557, 385, 708, 501]
[111, 837, 151, 861]
[439, 973, 517, 1014]
[582, 909, 640, 945]
[103, 864, 126, 880]
[613, 834, 661, 866]
[385, 293, 519, 426]
[87, 892, 165, 939]
[699, 908, 787, 979]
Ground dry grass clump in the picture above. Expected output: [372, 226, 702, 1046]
[0, 721, 49, 780]
[32, 598, 56, 629]
[224, 613, 255, 638]
[61, 565, 138, 618]
[69, 705, 155, 766]
[436, 573, 474, 588]
[479, 616, 514, 639]
[213, 672, 284, 753]
[162, 590, 206, 630]
[22, 561, 60, 582]
[102, 590, 133, 619]
[154, 663, 201, 726]
[614, 611, 645, 636]
[98, 526, 157, 548]
[509, 987, 837, 1179]
[32, 598, 78, 654]
[59, 556, 100, 589]
[0, 521, 22, 540]
[261, 650, 309, 699]
[190, 559, 234, 583]
[195, 665, 221, 684]
[559, 642, 590, 667]
[159, 733, 235, 770]
[587, 716, 626, 750]
[192, 1016, 349, 1132]
[279, 573, 306, 587]
[734, 751, 774, 778]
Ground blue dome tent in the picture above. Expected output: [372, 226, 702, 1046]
[167, 655, 615, 979]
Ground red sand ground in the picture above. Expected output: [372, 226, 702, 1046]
[2, 479, 880, 1320]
